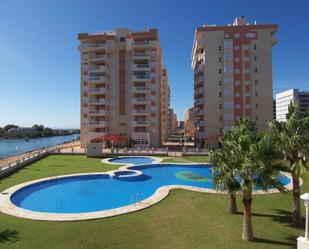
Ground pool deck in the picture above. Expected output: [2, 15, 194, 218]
[0, 156, 296, 221]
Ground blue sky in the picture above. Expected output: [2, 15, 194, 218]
[0, 0, 308, 128]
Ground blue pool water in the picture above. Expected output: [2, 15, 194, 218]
[11, 163, 291, 214]
[109, 156, 156, 165]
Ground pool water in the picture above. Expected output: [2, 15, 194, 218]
[10, 163, 291, 214]
[109, 156, 156, 165]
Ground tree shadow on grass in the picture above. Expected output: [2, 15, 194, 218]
[0, 229, 19, 243]
[236, 209, 304, 229]
[253, 236, 295, 247]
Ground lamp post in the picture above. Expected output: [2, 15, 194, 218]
[301, 193, 309, 240]
[147, 133, 150, 148]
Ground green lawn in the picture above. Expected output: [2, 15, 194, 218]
[0, 155, 305, 249]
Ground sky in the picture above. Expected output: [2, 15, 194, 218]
[0, 0, 308, 128]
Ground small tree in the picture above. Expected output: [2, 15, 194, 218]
[210, 119, 285, 241]
[268, 102, 309, 225]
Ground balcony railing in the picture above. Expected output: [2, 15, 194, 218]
[89, 98, 106, 104]
[89, 76, 106, 83]
[89, 110, 106, 115]
[88, 55, 106, 61]
[89, 121, 106, 126]
[79, 43, 106, 51]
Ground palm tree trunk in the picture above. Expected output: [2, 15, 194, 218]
[228, 194, 237, 214]
[242, 194, 254, 241]
[292, 171, 302, 225]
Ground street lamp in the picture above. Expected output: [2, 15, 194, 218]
[301, 193, 309, 240]
[147, 133, 150, 148]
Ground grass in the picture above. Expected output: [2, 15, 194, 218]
[0, 155, 305, 249]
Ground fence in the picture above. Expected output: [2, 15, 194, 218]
[0, 146, 208, 179]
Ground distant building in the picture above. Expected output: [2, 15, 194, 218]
[273, 100, 276, 120]
[178, 121, 185, 130]
[192, 16, 278, 147]
[276, 89, 309, 122]
[168, 108, 174, 134]
[184, 107, 195, 139]
[8, 127, 39, 137]
[172, 113, 178, 132]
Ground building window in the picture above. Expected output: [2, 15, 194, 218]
[119, 37, 126, 42]
[219, 69, 222, 74]
[219, 57, 222, 62]
[235, 80, 240, 86]
[255, 92, 258, 97]
[234, 45, 240, 50]
[256, 116, 259, 121]
[253, 56, 257, 61]
[219, 116, 222, 121]
[253, 44, 257, 50]
[219, 128, 223, 134]
[255, 80, 258, 85]
[219, 104, 222, 109]
[246, 33, 256, 38]
[219, 92, 222, 97]
[254, 68, 258, 73]
[234, 33, 240, 38]
[234, 57, 240, 62]
[219, 80, 222, 86]
[256, 103, 258, 109]
[218, 46, 222, 51]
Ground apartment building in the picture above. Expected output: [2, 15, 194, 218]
[192, 16, 278, 147]
[276, 89, 309, 122]
[184, 107, 195, 138]
[161, 67, 170, 142]
[78, 28, 169, 147]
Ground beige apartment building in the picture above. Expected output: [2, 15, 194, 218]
[192, 16, 278, 147]
[184, 107, 195, 138]
[78, 28, 169, 147]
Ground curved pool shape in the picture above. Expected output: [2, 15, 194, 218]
[108, 156, 157, 165]
[10, 164, 291, 214]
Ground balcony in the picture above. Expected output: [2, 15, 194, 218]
[89, 98, 106, 105]
[88, 55, 106, 62]
[132, 120, 150, 127]
[132, 52, 149, 60]
[79, 43, 107, 52]
[132, 86, 150, 93]
[89, 110, 107, 116]
[89, 120, 107, 126]
[132, 98, 150, 104]
[132, 40, 156, 48]
[88, 65, 106, 73]
[132, 75, 150, 82]
[131, 64, 150, 71]
[132, 109, 149, 115]
[88, 76, 106, 83]
[88, 87, 107, 94]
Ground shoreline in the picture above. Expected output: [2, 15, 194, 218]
[0, 140, 81, 168]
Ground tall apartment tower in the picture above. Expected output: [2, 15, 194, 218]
[276, 89, 309, 122]
[78, 28, 168, 147]
[192, 16, 278, 147]
[161, 67, 170, 142]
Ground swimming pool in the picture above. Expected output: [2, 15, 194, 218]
[0, 157, 293, 221]
[107, 156, 158, 165]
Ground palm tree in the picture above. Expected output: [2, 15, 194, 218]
[210, 119, 285, 241]
[210, 129, 240, 214]
[267, 102, 309, 225]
